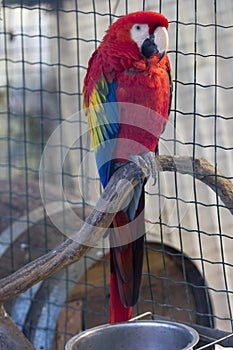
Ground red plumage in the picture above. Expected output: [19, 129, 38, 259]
[83, 11, 172, 323]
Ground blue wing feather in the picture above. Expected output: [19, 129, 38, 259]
[92, 79, 119, 188]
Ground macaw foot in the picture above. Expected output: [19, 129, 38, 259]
[129, 151, 157, 185]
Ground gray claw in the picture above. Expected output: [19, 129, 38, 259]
[129, 151, 157, 185]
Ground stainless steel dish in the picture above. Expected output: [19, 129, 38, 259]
[65, 320, 199, 350]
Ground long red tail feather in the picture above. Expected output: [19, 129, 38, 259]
[109, 273, 133, 323]
[109, 191, 145, 323]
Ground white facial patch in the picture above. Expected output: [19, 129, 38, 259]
[130, 23, 149, 49]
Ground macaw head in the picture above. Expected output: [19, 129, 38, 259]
[102, 11, 169, 62]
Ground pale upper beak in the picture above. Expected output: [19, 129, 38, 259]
[141, 26, 168, 60]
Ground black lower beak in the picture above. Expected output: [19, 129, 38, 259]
[141, 34, 164, 60]
[141, 34, 158, 59]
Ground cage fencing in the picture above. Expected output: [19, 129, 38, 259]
[0, 1, 232, 349]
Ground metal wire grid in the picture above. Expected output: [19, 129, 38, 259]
[0, 1, 232, 349]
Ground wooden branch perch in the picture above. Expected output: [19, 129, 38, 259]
[158, 156, 233, 214]
[0, 156, 232, 303]
[0, 305, 35, 350]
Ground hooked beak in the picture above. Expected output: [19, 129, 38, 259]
[141, 26, 168, 61]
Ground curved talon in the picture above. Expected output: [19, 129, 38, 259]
[129, 151, 157, 185]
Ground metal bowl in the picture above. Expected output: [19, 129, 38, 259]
[65, 320, 199, 350]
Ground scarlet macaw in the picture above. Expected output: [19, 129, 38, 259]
[83, 11, 172, 323]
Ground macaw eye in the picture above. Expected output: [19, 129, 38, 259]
[132, 24, 143, 31]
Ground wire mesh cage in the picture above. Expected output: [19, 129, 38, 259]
[0, 1, 232, 349]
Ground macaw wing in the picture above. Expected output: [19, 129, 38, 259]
[83, 53, 119, 188]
